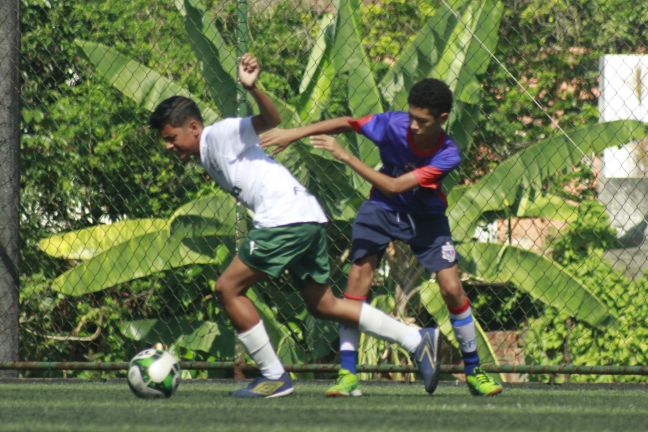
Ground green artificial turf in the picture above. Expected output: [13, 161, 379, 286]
[0, 380, 646, 431]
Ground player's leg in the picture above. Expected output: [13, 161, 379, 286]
[214, 256, 266, 332]
[328, 201, 389, 395]
[218, 232, 298, 398]
[410, 214, 501, 395]
[437, 265, 503, 396]
[326, 256, 376, 396]
[409, 212, 502, 395]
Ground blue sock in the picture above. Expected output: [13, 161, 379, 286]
[463, 350, 480, 375]
[340, 350, 358, 374]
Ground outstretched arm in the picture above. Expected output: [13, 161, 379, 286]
[238, 53, 281, 135]
[310, 135, 419, 195]
[260, 117, 354, 156]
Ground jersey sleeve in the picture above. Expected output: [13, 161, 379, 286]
[237, 117, 259, 151]
[207, 117, 258, 156]
[412, 143, 461, 189]
[347, 112, 392, 145]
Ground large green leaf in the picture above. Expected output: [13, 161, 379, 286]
[51, 231, 230, 296]
[183, 0, 238, 118]
[457, 242, 618, 328]
[38, 219, 168, 260]
[331, 0, 383, 116]
[297, 13, 336, 123]
[170, 191, 238, 239]
[446, 100, 481, 154]
[516, 193, 579, 222]
[448, 120, 648, 240]
[122, 316, 235, 358]
[433, 0, 503, 104]
[76, 40, 219, 121]
[379, 2, 460, 110]
[419, 281, 503, 379]
[331, 0, 383, 168]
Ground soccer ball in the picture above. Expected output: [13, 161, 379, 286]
[127, 348, 180, 399]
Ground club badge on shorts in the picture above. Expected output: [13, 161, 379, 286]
[441, 242, 456, 262]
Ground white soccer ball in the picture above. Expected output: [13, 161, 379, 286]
[127, 348, 180, 399]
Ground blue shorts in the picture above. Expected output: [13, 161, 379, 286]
[350, 201, 458, 273]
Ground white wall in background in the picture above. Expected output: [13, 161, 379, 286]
[599, 55, 648, 178]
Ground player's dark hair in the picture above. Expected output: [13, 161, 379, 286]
[407, 78, 453, 117]
[149, 96, 203, 131]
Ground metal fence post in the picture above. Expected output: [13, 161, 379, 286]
[233, 0, 250, 380]
[0, 0, 21, 377]
[236, 0, 250, 118]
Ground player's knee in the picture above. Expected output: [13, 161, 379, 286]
[213, 277, 234, 302]
[439, 278, 463, 301]
[306, 296, 337, 320]
[347, 268, 373, 296]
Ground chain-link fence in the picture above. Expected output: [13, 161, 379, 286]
[3, 0, 647, 383]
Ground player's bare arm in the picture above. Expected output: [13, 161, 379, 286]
[310, 135, 419, 195]
[260, 117, 354, 156]
[238, 53, 281, 135]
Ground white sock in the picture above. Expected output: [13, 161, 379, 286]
[339, 324, 359, 351]
[357, 303, 422, 352]
[237, 320, 285, 379]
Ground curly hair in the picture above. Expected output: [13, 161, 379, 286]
[407, 78, 453, 117]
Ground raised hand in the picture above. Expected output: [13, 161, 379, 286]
[238, 53, 260, 89]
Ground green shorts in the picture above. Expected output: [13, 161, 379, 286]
[238, 222, 331, 285]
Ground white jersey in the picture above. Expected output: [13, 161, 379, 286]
[199, 117, 328, 228]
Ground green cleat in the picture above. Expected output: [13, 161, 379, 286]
[325, 369, 362, 397]
[466, 367, 503, 396]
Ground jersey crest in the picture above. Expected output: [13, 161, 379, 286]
[441, 242, 456, 262]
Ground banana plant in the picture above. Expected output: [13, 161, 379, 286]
[38, 191, 237, 358]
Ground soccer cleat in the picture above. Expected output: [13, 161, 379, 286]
[466, 367, 503, 396]
[324, 368, 362, 397]
[231, 372, 294, 398]
[412, 327, 441, 394]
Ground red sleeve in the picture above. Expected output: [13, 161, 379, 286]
[412, 166, 444, 189]
[347, 115, 374, 133]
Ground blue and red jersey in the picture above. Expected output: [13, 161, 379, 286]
[348, 111, 461, 215]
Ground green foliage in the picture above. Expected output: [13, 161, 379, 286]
[19, 0, 216, 372]
[249, 3, 320, 103]
[359, 0, 435, 78]
[524, 202, 647, 382]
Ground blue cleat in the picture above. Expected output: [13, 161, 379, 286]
[231, 372, 294, 398]
[413, 327, 441, 394]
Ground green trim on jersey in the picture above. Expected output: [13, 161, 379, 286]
[238, 223, 330, 285]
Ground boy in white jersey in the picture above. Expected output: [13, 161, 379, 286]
[148, 53, 442, 398]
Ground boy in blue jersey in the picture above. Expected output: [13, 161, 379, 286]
[261, 78, 503, 397]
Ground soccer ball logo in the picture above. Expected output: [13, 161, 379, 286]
[127, 348, 180, 399]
